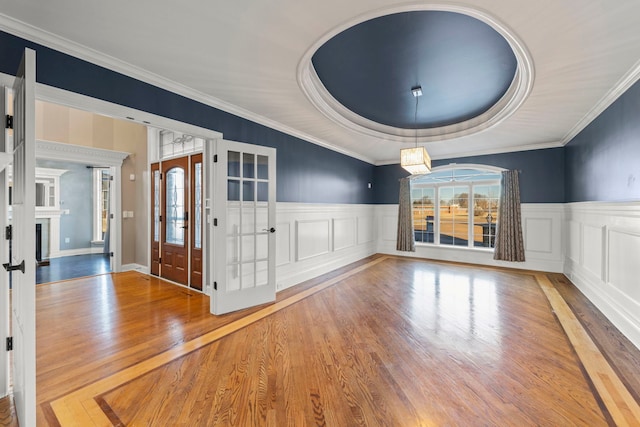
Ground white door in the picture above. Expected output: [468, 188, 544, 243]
[211, 140, 276, 315]
[8, 48, 37, 426]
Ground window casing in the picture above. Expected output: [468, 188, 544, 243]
[411, 167, 501, 249]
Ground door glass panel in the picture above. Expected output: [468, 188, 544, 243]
[242, 262, 255, 289]
[227, 264, 240, 291]
[242, 181, 254, 202]
[166, 167, 185, 245]
[257, 155, 268, 180]
[241, 235, 255, 262]
[256, 261, 268, 286]
[256, 234, 268, 260]
[256, 207, 268, 232]
[228, 151, 240, 177]
[242, 208, 255, 234]
[228, 179, 240, 201]
[257, 182, 268, 202]
[194, 162, 202, 249]
[243, 153, 255, 178]
[153, 170, 160, 242]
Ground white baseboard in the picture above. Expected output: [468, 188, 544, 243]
[121, 263, 149, 274]
[48, 247, 105, 258]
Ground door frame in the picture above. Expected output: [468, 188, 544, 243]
[0, 72, 223, 285]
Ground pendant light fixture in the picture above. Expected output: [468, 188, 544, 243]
[400, 85, 431, 175]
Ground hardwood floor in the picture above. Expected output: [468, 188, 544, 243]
[36, 254, 111, 284]
[33, 256, 640, 426]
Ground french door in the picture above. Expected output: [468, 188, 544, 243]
[151, 153, 203, 290]
[211, 140, 276, 315]
[0, 48, 37, 426]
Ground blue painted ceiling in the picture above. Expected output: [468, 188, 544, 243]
[312, 11, 518, 129]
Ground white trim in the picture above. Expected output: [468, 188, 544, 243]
[121, 263, 150, 274]
[297, 3, 534, 145]
[49, 247, 104, 259]
[561, 57, 640, 145]
[0, 15, 372, 164]
[36, 140, 129, 166]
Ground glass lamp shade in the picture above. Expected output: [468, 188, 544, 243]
[400, 146, 431, 175]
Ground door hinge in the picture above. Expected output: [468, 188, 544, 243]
[5, 115, 12, 130]
[213, 281, 217, 290]
[109, 175, 114, 181]
[159, 215, 162, 222]
[109, 252, 114, 257]
[5, 225, 11, 240]
[160, 173, 163, 179]
[158, 257, 161, 263]
[213, 218, 218, 226]
[213, 154, 218, 163]
[6, 337, 12, 351]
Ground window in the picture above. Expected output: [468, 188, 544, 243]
[160, 130, 204, 159]
[411, 166, 501, 249]
[93, 168, 111, 242]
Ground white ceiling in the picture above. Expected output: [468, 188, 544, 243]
[1, 0, 640, 165]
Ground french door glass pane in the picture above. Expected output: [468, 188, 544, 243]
[166, 167, 185, 245]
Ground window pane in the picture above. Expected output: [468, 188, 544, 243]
[154, 170, 160, 242]
[439, 186, 469, 247]
[412, 187, 435, 243]
[473, 184, 500, 248]
[166, 167, 185, 245]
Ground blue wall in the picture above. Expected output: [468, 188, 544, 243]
[374, 147, 565, 204]
[0, 30, 374, 204]
[565, 80, 640, 202]
[36, 159, 93, 251]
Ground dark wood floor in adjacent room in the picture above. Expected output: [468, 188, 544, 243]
[32, 255, 640, 426]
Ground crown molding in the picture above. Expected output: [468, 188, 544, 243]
[36, 140, 129, 166]
[374, 139, 565, 165]
[561, 58, 640, 145]
[0, 13, 375, 165]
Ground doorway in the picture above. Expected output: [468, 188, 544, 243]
[151, 153, 203, 290]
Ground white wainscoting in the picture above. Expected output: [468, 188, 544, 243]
[275, 203, 376, 291]
[565, 202, 640, 349]
[375, 203, 565, 273]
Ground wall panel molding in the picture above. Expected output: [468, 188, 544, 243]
[565, 201, 640, 350]
[275, 203, 376, 291]
[375, 203, 564, 273]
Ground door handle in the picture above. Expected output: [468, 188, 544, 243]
[3, 260, 25, 273]
[262, 227, 276, 233]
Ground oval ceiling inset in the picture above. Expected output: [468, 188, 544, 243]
[297, 5, 534, 143]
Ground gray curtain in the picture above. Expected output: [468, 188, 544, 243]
[493, 170, 525, 261]
[396, 177, 415, 252]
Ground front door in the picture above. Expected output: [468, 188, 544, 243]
[212, 140, 276, 315]
[8, 48, 37, 427]
[161, 157, 189, 284]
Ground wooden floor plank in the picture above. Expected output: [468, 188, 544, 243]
[32, 256, 640, 426]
